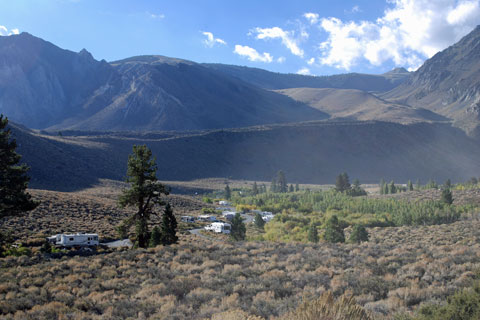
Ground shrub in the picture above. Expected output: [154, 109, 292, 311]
[349, 225, 369, 243]
[280, 291, 373, 320]
[324, 215, 345, 243]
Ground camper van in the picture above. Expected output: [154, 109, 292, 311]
[47, 233, 99, 247]
[204, 222, 231, 234]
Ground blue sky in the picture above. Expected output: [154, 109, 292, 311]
[0, 0, 479, 75]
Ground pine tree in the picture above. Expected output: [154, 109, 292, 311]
[441, 188, 453, 205]
[119, 145, 169, 248]
[444, 179, 452, 189]
[407, 180, 413, 191]
[308, 224, 319, 243]
[389, 181, 396, 194]
[160, 203, 178, 245]
[225, 184, 231, 200]
[254, 213, 265, 230]
[231, 212, 246, 241]
[261, 184, 267, 193]
[379, 178, 385, 195]
[415, 179, 421, 190]
[288, 184, 294, 192]
[295, 183, 300, 192]
[384, 183, 389, 194]
[0, 115, 38, 218]
[277, 170, 287, 193]
[149, 226, 162, 247]
[252, 182, 258, 195]
[348, 224, 369, 243]
[335, 172, 351, 193]
[270, 177, 277, 193]
[324, 215, 345, 243]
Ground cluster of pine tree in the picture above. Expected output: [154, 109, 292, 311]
[270, 171, 299, 193]
[335, 173, 366, 196]
[118, 145, 177, 248]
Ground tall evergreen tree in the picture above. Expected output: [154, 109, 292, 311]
[415, 179, 421, 190]
[0, 115, 38, 218]
[119, 145, 169, 248]
[160, 203, 178, 245]
[379, 178, 385, 195]
[254, 213, 265, 230]
[389, 181, 396, 194]
[225, 184, 231, 200]
[252, 182, 258, 195]
[384, 183, 389, 194]
[407, 180, 413, 191]
[230, 212, 246, 241]
[277, 170, 287, 193]
[270, 177, 277, 193]
[288, 184, 294, 192]
[295, 183, 300, 192]
[441, 188, 454, 205]
[149, 226, 162, 247]
[308, 224, 319, 243]
[444, 179, 452, 189]
[324, 215, 345, 243]
[335, 172, 351, 193]
[348, 224, 369, 243]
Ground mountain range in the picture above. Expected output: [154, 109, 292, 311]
[2, 26, 480, 189]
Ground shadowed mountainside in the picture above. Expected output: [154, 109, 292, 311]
[10, 121, 480, 191]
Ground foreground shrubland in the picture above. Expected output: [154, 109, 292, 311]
[1, 219, 480, 319]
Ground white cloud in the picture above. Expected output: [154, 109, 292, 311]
[304, 12, 319, 24]
[146, 11, 165, 19]
[297, 67, 311, 75]
[202, 31, 227, 48]
[0, 26, 20, 36]
[316, 0, 480, 70]
[307, 57, 315, 65]
[277, 56, 286, 63]
[254, 27, 304, 57]
[234, 45, 273, 63]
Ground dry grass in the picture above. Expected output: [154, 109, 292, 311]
[1, 185, 480, 319]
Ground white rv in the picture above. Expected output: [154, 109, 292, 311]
[198, 215, 218, 222]
[204, 222, 231, 234]
[47, 233, 99, 247]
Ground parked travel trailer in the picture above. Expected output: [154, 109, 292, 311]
[47, 233, 99, 247]
[261, 211, 275, 222]
[222, 211, 237, 221]
[204, 222, 231, 234]
[219, 200, 230, 206]
[181, 216, 195, 223]
[197, 215, 218, 222]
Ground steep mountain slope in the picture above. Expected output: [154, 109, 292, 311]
[382, 26, 480, 136]
[0, 32, 116, 129]
[276, 87, 448, 124]
[11, 121, 480, 191]
[52, 55, 328, 131]
[204, 64, 410, 92]
[0, 33, 327, 131]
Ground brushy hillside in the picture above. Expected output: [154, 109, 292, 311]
[1, 186, 480, 319]
[1, 220, 479, 319]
